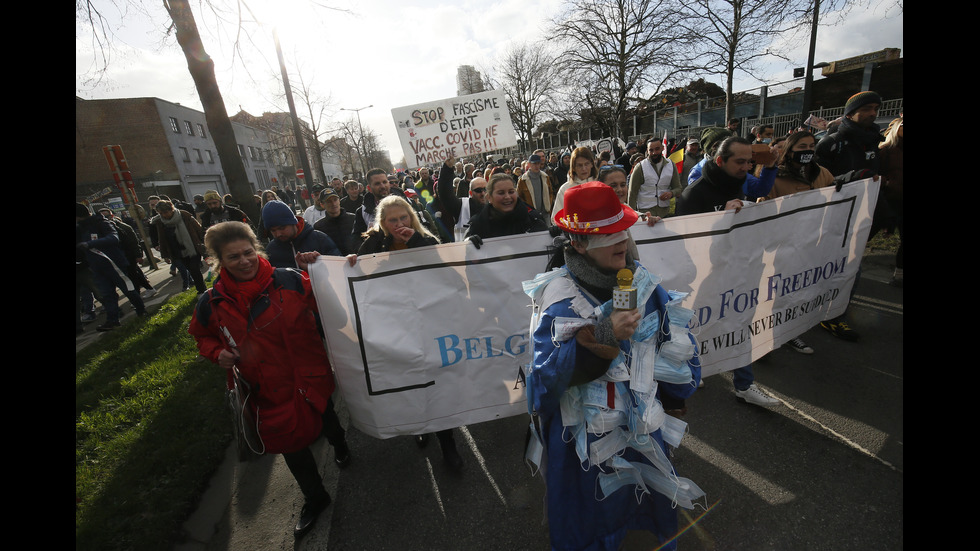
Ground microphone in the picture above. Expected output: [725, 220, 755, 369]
[613, 268, 637, 310]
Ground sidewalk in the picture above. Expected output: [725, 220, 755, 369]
[76, 259, 201, 353]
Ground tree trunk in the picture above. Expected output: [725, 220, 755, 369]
[164, 0, 260, 224]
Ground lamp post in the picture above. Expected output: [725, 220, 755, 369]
[341, 105, 372, 177]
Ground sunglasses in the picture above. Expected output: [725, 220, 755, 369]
[471, 187, 487, 193]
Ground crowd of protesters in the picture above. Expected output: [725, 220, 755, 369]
[76, 90, 902, 547]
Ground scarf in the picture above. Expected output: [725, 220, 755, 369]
[564, 247, 636, 303]
[703, 157, 746, 198]
[218, 256, 275, 315]
[160, 210, 197, 258]
[837, 117, 886, 149]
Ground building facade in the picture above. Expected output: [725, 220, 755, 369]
[76, 97, 280, 210]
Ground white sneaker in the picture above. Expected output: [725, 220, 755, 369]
[141, 288, 159, 299]
[735, 384, 780, 407]
[786, 337, 814, 354]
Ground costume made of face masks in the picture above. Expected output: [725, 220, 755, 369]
[522, 260, 705, 550]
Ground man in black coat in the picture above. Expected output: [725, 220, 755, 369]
[313, 188, 357, 255]
[674, 137, 780, 409]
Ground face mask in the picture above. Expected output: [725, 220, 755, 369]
[629, 340, 658, 395]
[759, 137, 772, 144]
[660, 414, 688, 449]
[654, 354, 693, 385]
[792, 150, 814, 164]
[589, 426, 628, 465]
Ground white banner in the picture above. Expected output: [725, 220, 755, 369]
[309, 180, 879, 438]
[391, 89, 518, 168]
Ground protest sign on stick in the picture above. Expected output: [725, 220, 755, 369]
[392, 89, 518, 168]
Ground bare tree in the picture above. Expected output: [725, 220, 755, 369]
[484, 43, 561, 150]
[288, 64, 337, 183]
[162, 0, 260, 222]
[677, 0, 800, 123]
[552, 0, 690, 140]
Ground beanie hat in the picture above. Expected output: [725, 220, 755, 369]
[844, 91, 882, 116]
[203, 190, 221, 202]
[262, 200, 297, 228]
[700, 127, 733, 156]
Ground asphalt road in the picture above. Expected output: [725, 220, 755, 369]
[152, 249, 902, 551]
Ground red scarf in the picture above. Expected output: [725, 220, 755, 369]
[218, 256, 276, 314]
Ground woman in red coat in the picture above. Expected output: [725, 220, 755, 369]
[188, 221, 349, 539]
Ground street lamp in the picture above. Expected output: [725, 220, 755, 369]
[341, 105, 373, 177]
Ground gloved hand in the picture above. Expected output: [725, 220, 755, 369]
[833, 169, 875, 192]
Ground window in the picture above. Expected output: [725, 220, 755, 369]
[184, 121, 194, 135]
[205, 150, 214, 163]
[179, 147, 190, 162]
[169, 117, 180, 133]
[197, 123, 206, 138]
[238, 145, 249, 166]
[194, 148, 203, 163]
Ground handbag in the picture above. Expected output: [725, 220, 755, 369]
[228, 366, 265, 459]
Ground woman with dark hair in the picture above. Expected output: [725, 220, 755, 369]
[553, 147, 599, 214]
[464, 173, 548, 241]
[766, 131, 834, 199]
[524, 182, 703, 551]
[188, 221, 350, 539]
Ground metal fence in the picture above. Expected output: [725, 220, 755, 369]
[518, 78, 903, 155]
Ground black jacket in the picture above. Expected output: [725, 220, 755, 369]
[313, 210, 357, 256]
[814, 118, 884, 177]
[675, 158, 746, 215]
[464, 200, 547, 240]
[357, 229, 438, 255]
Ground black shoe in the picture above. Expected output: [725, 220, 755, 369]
[820, 319, 859, 341]
[442, 445, 464, 473]
[415, 434, 429, 448]
[96, 321, 121, 332]
[294, 493, 331, 539]
[334, 441, 351, 469]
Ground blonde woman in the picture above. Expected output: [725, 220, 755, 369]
[356, 195, 440, 254]
[348, 195, 464, 471]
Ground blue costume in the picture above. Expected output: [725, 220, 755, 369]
[523, 261, 704, 551]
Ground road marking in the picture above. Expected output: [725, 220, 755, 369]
[770, 392, 903, 474]
[460, 426, 507, 506]
[851, 294, 903, 315]
[683, 434, 795, 505]
[424, 458, 446, 518]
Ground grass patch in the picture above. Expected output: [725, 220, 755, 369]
[76, 291, 232, 551]
[866, 230, 900, 253]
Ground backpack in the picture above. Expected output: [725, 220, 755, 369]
[110, 218, 142, 259]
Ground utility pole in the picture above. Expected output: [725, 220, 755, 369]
[274, 27, 313, 210]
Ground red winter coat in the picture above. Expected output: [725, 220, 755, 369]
[189, 263, 334, 453]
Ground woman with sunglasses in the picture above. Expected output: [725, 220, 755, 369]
[189, 221, 349, 539]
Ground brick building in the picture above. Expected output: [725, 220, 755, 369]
[75, 96, 280, 210]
